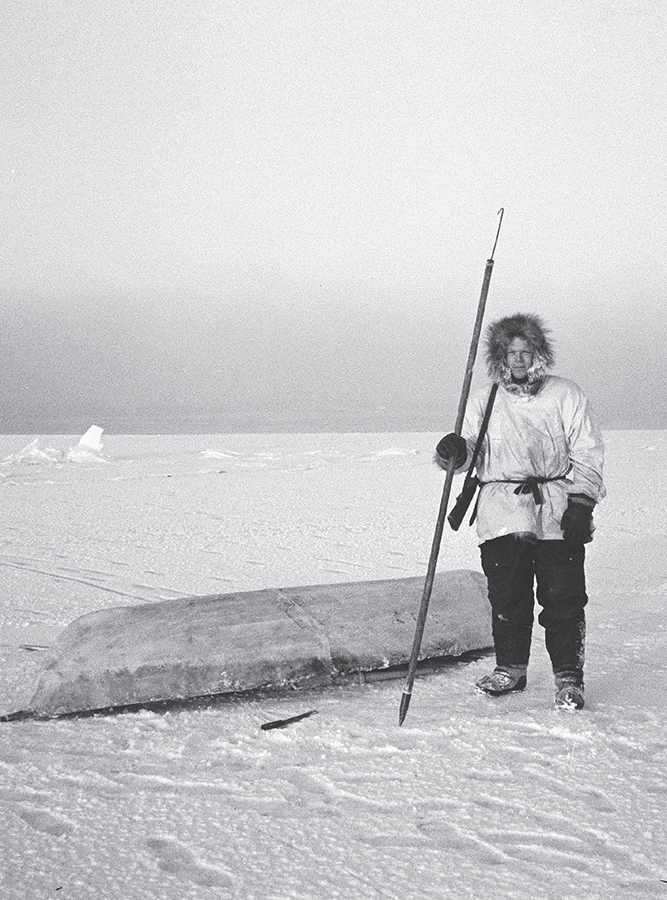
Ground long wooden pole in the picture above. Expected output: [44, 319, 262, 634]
[398, 209, 504, 726]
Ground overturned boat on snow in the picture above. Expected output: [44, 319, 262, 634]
[7, 569, 492, 718]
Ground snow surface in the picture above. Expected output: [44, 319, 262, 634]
[1, 430, 666, 899]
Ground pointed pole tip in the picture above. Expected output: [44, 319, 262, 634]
[398, 691, 411, 727]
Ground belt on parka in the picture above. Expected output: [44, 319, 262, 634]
[481, 475, 569, 505]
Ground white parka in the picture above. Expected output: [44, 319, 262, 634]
[459, 375, 606, 544]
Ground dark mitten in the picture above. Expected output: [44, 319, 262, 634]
[434, 433, 467, 470]
[560, 494, 595, 544]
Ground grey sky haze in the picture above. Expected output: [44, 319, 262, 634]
[2, 1, 665, 431]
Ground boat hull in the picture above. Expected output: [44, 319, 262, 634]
[26, 569, 492, 717]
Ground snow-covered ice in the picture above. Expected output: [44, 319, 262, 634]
[1, 430, 666, 899]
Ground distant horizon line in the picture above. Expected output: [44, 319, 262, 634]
[1, 396, 663, 435]
[0, 414, 663, 436]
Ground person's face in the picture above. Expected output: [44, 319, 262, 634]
[507, 337, 533, 382]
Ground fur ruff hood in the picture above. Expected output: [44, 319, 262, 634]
[485, 313, 555, 395]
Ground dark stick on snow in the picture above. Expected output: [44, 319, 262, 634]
[261, 710, 318, 731]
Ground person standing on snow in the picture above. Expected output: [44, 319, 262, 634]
[435, 313, 605, 709]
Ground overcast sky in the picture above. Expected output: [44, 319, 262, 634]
[1, 1, 665, 431]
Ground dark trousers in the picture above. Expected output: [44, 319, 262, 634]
[479, 534, 588, 677]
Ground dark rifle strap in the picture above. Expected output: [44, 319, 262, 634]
[467, 382, 498, 474]
[447, 382, 498, 530]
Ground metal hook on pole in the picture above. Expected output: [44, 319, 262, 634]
[490, 208, 504, 261]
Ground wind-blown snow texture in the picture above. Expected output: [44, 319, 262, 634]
[1, 430, 666, 899]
